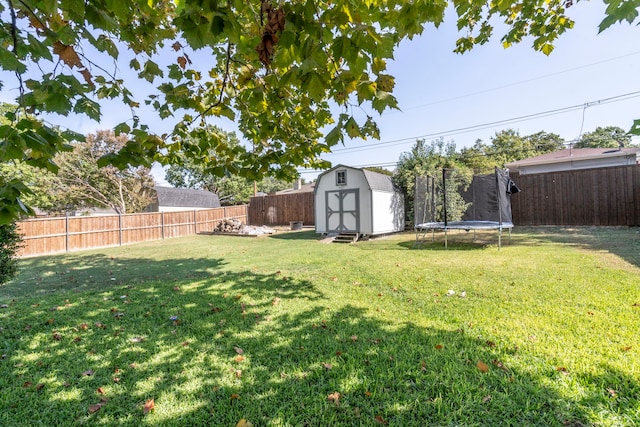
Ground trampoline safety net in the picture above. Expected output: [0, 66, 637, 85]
[414, 168, 520, 248]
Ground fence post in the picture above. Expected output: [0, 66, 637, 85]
[161, 212, 165, 239]
[65, 212, 70, 252]
[193, 210, 197, 234]
[118, 214, 123, 246]
[223, 206, 228, 219]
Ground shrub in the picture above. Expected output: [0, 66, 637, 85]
[0, 221, 22, 284]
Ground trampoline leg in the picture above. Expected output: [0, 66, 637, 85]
[444, 229, 448, 249]
[498, 229, 502, 250]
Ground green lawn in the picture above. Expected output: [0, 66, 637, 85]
[1, 227, 639, 426]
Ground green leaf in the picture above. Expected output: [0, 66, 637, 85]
[356, 81, 376, 104]
[130, 58, 141, 70]
[74, 97, 101, 121]
[0, 47, 27, 73]
[540, 43, 554, 56]
[138, 60, 163, 83]
[345, 117, 361, 138]
[628, 119, 640, 136]
[95, 35, 119, 58]
[325, 124, 343, 147]
[27, 34, 53, 61]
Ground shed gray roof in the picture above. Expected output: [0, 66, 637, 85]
[153, 186, 221, 208]
[362, 169, 396, 192]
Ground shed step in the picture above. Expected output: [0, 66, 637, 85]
[332, 233, 359, 243]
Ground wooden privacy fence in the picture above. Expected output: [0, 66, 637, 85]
[511, 165, 640, 226]
[16, 205, 248, 257]
[249, 192, 315, 226]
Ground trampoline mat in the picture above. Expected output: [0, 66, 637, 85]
[415, 221, 514, 231]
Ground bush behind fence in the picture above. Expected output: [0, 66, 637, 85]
[16, 206, 248, 257]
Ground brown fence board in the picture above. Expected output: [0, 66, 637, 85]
[511, 165, 640, 226]
[248, 193, 314, 226]
[16, 206, 248, 257]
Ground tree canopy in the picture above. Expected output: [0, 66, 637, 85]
[575, 126, 632, 148]
[1, 0, 638, 224]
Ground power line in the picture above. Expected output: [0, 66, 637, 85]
[326, 90, 640, 155]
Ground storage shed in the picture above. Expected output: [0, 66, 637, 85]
[314, 165, 404, 238]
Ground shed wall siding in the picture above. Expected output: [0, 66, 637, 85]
[371, 191, 404, 234]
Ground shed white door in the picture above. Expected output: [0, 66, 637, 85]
[326, 189, 359, 233]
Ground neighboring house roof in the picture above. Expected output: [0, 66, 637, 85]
[505, 148, 640, 172]
[153, 186, 221, 208]
[276, 182, 315, 194]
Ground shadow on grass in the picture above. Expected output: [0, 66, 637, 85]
[513, 226, 640, 269]
[268, 230, 319, 241]
[1, 261, 636, 426]
[2, 253, 225, 301]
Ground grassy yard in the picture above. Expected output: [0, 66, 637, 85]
[1, 227, 639, 426]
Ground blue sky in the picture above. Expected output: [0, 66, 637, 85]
[2, 1, 639, 185]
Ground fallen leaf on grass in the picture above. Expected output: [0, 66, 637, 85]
[482, 395, 492, 403]
[476, 361, 489, 373]
[607, 388, 617, 397]
[89, 401, 106, 414]
[327, 392, 340, 406]
[493, 359, 509, 372]
[236, 418, 253, 427]
[621, 346, 632, 352]
[272, 297, 281, 305]
[375, 415, 389, 425]
[82, 370, 94, 376]
[350, 335, 358, 342]
[234, 346, 244, 355]
[52, 333, 62, 341]
[323, 363, 332, 370]
[435, 344, 443, 350]
[97, 387, 105, 395]
[235, 370, 242, 378]
[234, 355, 245, 363]
[22, 381, 33, 388]
[143, 398, 155, 414]
[130, 337, 145, 343]
[230, 393, 240, 400]
[556, 366, 569, 375]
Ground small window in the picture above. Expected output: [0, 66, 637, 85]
[336, 170, 347, 186]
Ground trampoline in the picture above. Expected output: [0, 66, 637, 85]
[414, 168, 519, 249]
